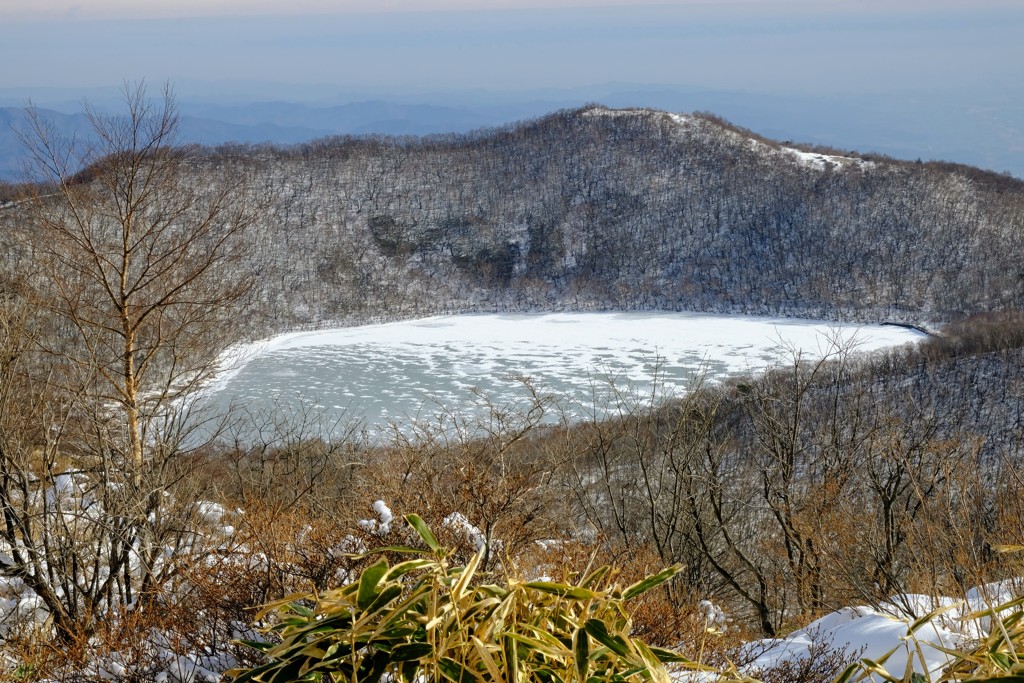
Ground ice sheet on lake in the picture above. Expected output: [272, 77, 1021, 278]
[199, 312, 923, 439]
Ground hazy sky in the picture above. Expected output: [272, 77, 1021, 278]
[2, 1, 1021, 99]
[5, 0, 1012, 21]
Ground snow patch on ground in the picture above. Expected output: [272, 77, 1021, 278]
[741, 603, 960, 679]
[580, 107, 872, 173]
[782, 146, 874, 171]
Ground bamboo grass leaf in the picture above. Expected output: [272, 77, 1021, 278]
[384, 558, 439, 580]
[438, 657, 482, 683]
[391, 642, 434, 661]
[504, 633, 521, 683]
[621, 565, 682, 601]
[356, 650, 391, 682]
[252, 592, 316, 622]
[990, 651, 1014, 671]
[453, 551, 482, 601]
[400, 660, 419, 683]
[357, 557, 390, 610]
[858, 658, 900, 683]
[363, 544, 433, 555]
[584, 619, 631, 659]
[407, 514, 442, 553]
[525, 581, 599, 600]
[574, 627, 590, 682]
[833, 662, 862, 683]
[363, 584, 405, 616]
[472, 635, 505, 682]
[237, 639, 275, 653]
[507, 632, 570, 660]
[580, 566, 611, 589]
[232, 519, 700, 683]
[647, 645, 699, 666]
[634, 640, 670, 683]
[907, 603, 961, 633]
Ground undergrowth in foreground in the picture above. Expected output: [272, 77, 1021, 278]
[227, 514, 711, 683]
[228, 514, 1024, 683]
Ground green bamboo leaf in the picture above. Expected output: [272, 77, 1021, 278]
[833, 661, 863, 683]
[504, 633, 521, 683]
[400, 660, 419, 683]
[574, 627, 590, 682]
[363, 583, 404, 616]
[384, 558, 438, 580]
[520, 622, 573, 650]
[378, 624, 420, 640]
[406, 514, 442, 553]
[634, 641, 670, 683]
[253, 591, 316, 622]
[579, 565, 611, 589]
[536, 667, 566, 683]
[438, 657, 482, 683]
[237, 639, 274, 652]
[453, 551, 482, 601]
[506, 632, 568, 660]
[990, 651, 1014, 671]
[584, 619, 631, 658]
[478, 584, 509, 598]
[288, 603, 316, 618]
[225, 660, 274, 683]
[858, 658, 900, 683]
[267, 656, 308, 683]
[362, 544, 433, 556]
[524, 581, 598, 600]
[471, 635, 505, 682]
[357, 650, 391, 682]
[321, 641, 343, 662]
[647, 645, 697, 665]
[621, 565, 682, 601]
[358, 557, 390, 610]
[370, 589, 432, 638]
[391, 642, 434, 661]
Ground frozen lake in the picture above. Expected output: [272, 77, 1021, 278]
[198, 312, 924, 440]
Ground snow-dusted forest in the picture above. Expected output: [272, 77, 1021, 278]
[180, 106, 1024, 332]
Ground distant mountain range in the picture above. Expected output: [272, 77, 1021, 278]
[2, 85, 1022, 180]
[0, 100, 559, 180]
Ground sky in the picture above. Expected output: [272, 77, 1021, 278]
[1, 1, 1022, 175]
[3, 0, 1020, 20]
[2, 0, 1020, 96]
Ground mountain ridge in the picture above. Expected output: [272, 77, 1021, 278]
[203, 105, 1024, 331]
[5, 104, 1023, 333]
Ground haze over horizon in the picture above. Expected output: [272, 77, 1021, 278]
[1, 1, 1022, 176]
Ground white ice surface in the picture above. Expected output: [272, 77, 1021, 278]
[201, 313, 923, 438]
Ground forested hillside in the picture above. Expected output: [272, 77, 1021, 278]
[6, 105, 1024, 331]
[162, 105, 1024, 331]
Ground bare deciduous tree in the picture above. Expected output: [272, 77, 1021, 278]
[0, 81, 262, 641]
